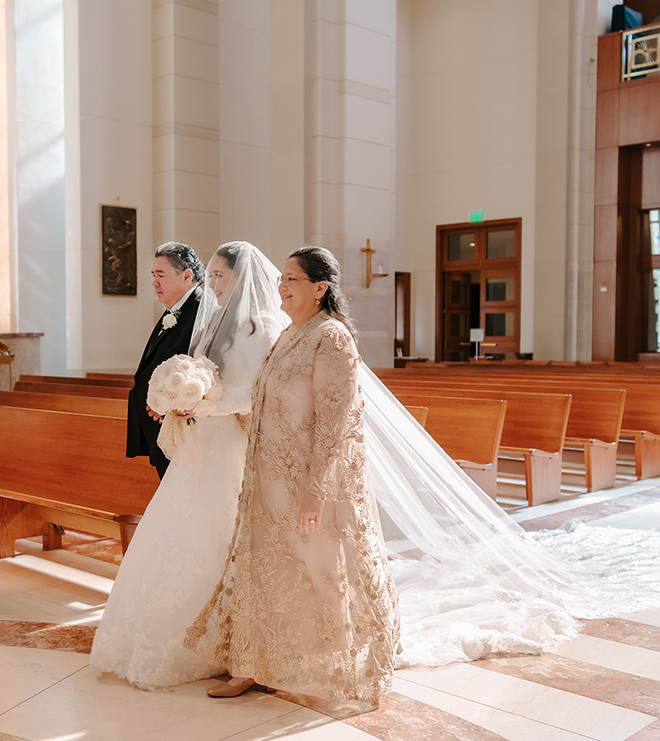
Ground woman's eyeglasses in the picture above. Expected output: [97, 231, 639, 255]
[277, 275, 312, 288]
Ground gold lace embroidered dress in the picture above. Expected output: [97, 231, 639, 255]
[184, 312, 399, 700]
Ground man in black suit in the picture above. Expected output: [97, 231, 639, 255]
[126, 241, 205, 479]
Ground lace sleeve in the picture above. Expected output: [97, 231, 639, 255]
[211, 317, 281, 416]
[308, 322, 361, 502]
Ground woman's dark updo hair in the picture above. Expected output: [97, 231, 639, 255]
[288, 246, 357, 338]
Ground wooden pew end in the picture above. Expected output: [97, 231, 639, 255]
[115, 514, 142, 554]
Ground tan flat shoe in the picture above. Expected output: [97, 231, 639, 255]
[207, 677, 255, 698]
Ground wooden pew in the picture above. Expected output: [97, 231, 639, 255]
[0, 404, 157, 558]
[13, 380, 130, 399]
[19, 374, 133, 388]
[403, 405, 428, 427]
[378, 372, 626, 492]
[0, 390, 127, 418]
[385, 383, 571, 506]
[397, 395, 506, 499]
[86, 372, 134, 382]
[392, 366, 660, 479]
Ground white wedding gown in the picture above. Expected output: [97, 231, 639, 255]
[90, 321, 279, 690]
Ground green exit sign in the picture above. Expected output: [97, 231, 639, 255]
[470, 211, 484, 223]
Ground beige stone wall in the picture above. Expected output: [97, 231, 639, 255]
[0, 333, 42, 390]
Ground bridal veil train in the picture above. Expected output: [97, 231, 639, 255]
[361, 365, 660, 667]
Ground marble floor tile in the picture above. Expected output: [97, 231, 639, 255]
[14, 539, 119, 580]
[591, 502, 660, 531]
[549, 635, 660, 682]
[276, 688, 508, 741]
[221, 706, 383, 741]
[0, 663, 306, 741]
[393, 675, 629, 741]
[624, 607, 660, 628]
[7, 555, 114, 595]
[0, 560, 66, 592]
[475, 653, 660, 716]
[0, 645, 89, 715]
[626, 718, 660, 740]
[511, 483, 660, 523]
[28, 580, 108, 613]
[23, 529, 123, 566]
[395, 664, 655, 741]
[517, 488, 660, 532]
[0, 621, 96, 653]
[0, 591, 82, 623]
[581, 617, 660, 651]
[0, 577, 19, 598]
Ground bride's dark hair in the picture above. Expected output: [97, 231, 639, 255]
[288, 246, 357, 339]
[210, 242, 257, 375]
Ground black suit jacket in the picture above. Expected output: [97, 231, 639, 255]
[126, 286, 202, 477]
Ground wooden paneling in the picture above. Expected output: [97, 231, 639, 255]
[592, 259, 618, 360]
[642, 146, 660, 208]
[597, 33, 622, 92]
[596, 89, 620, 150]
[619, 79, 660, 145]
[595, 147, 620, 205]
[594, 205, 619, 262]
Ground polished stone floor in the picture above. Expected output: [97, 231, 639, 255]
[2, 479, 660, 740]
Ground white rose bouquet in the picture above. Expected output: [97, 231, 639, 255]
[147, 354, 222, 474]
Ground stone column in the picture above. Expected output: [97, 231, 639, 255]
[14, 0, 66, 373]
[308, 0, 397, 367]
[153, 0, 220, 263]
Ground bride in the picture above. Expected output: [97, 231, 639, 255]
[90, 241, 288, 690]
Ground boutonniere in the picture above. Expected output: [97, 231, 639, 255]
[162, 309, 181, 330]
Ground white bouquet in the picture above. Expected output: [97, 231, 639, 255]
[147, 354, 222, 474]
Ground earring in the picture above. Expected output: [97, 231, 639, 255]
[315, 299, 320, 305]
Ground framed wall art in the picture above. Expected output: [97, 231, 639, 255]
[101, 204, 137, 296]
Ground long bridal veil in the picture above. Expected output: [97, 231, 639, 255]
[359, 364, 660, 667]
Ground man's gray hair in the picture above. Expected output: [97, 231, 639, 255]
[154, 242, 205, 284]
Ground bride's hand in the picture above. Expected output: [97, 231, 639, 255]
[297, 491, 324, 535]
[173, 409, 195, 420]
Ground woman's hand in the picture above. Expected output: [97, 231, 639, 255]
[173, 409, 195, 420]
[297, 491, 325, 535]
[146, 404, 163, 424]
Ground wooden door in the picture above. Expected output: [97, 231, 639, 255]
[480, 269, 518, 357]
[436, 218, 521, 361]
[444, 272, 471, 361]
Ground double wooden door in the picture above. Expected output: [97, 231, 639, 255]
[437, 219, 521, 362]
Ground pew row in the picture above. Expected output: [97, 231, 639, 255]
[390, 366, 659, 479]
[0, 405, 158, 558]
[19, 374, 133, 388]
[0, 390, 127, 417]
[86, 372, 134, 382]
[387, 384, 571, 505]
[13, 380, 130, 399]
[378, 372, 625, 492]
[397, 395, 506, 499]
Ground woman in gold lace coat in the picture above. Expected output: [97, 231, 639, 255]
[184, 246, 399, 701]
